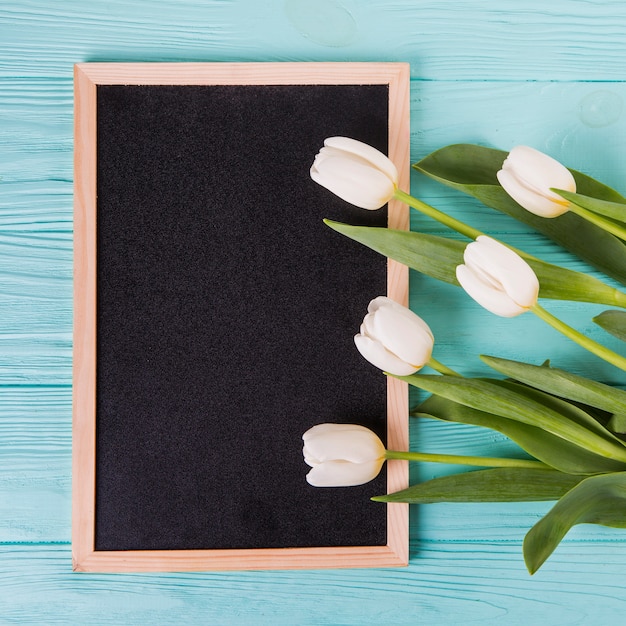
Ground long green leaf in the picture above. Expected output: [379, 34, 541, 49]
[414, 144, 626, 285]
[492, 379, 626, 449]
[481, 355, 626, 414]
[325, 219, 462, 284]
[608, 414, 626, 434]
[394, 373, 626, 462]
[555, 189, 626, 222]
[525, 257, 626, 308]
[593, 310, 626, 342]
[373, 467, 584, 503]
[417, 394, 626, 474]
[325, 220, 626, 308]
[524, 472, 626, 574]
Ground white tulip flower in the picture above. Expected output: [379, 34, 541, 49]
[456, 236, 539, 317]
[497, 145, 576, 218]
[310, 137, 398, 210]
[302, 423, 386, 487]
[354, 296, 434, 376]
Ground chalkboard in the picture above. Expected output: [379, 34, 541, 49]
[73, 63, 410, 572]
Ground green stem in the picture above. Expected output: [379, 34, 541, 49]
[385, 449, 547, 469]
[531, 303, 626, 371]
[566, 202, 626, 243]
[393, 188, 539, 261]
[393, 188, 483, 240]
[427, 356, 462, 377]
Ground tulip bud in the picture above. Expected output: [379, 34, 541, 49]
[497, 145, 576, 218]
[302, 423, 386, 487]
[456, 236, 539, 317]
[354, 296, 434, 376]
[310, 137, 398, 210]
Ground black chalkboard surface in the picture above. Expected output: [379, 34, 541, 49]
[73, 63, 409, 572]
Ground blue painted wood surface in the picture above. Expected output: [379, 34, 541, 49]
[2, 1, 626, 623]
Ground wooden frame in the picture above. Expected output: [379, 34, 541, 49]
[73, 62, 410, 572]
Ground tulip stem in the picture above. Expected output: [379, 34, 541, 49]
[531, 303, 626, 371]
[393, 188, 541, 261]
[563, 200, 626, 243]
[385, 449, 547, 469]
[427, 356, 462, 377]
[393, 189, 483, 240]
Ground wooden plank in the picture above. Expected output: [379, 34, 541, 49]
[3, 1, 626, 81]
[3, 543, 626, 624]
[0, 387, 70, 542]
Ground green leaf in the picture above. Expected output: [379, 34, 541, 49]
[324, 220, 626, 308]
[554, 189, 626, 222]
[325, 220, 463, 285]
[394, 373, 626, 463]
[414, 144, 626, 285]
[493, 378, 626, 448]
[525, 257, 626, 309]
[372, 467, 584, 503]
[523, 472, 626, 574]
[608, 414, 626, 434]
[481, 355, 626, 415]
[594, 310, 626, 342]
[417, 393, 626, 474]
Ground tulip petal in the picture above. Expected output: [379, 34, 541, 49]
[302, 423, 369, 465]
[498, 146, 575, 218]
[456, 264, 527, 317]
[306, 459, 385, 487]
[359, 313, 377, 340]
[497, 169, 569, 218]
[303, 452, 319, 468]
[354, 333, 419, 376]
[463, 237, 539, 310]
[369, 300, 434, 368]
[324, 136, 398, 185]
[302, 423, 386, 464]
[303, 422, 361, 440]
[504, 146, 576, 194]
[367, 295, 393, 314]
[311, 156, 395, 210]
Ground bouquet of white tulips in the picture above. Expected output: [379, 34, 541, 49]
[303, 137, 626, 574]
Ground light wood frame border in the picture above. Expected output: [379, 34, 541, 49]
[73, 62, 410, 572]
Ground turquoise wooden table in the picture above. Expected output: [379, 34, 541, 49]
[2, 0, 626, 623]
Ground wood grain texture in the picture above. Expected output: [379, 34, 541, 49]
[3, 1, 626, 81]
[3, 543, 626, 625]
[2, 0, 626, 622]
